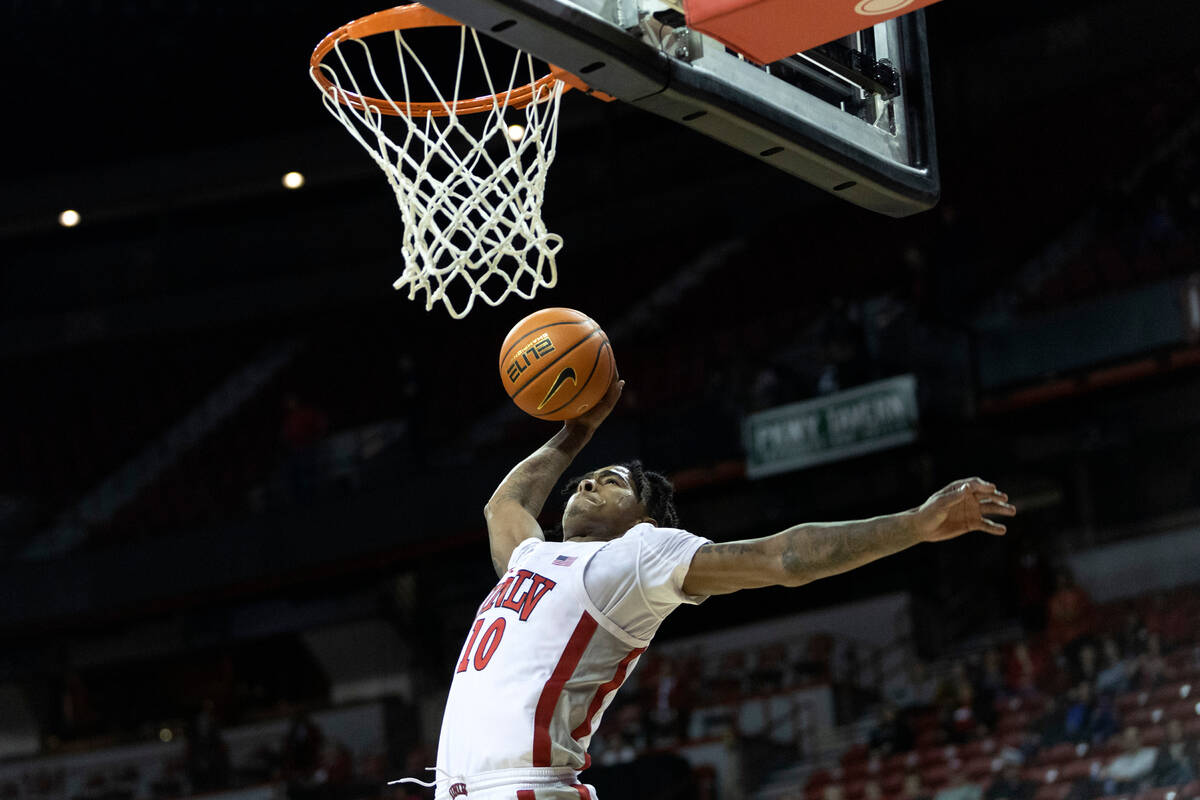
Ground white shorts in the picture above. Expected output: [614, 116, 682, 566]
[431, 767, 598, 800]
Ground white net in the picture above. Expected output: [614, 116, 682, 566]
[311, 23, 566, 318]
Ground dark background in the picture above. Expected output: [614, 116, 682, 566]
[1, 0, 1199, 798]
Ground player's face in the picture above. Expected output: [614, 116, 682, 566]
[562, 465, 649, 540]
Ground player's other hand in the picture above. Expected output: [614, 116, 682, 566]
[913, 477, 1016, 542]
[567, 376, 623, 433]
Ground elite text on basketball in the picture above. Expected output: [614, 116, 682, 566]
[506, 333, 555, 383]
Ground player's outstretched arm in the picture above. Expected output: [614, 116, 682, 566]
[483, 378, 624, 577]
[681, 478, 1016, 596]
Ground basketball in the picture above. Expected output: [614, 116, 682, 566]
[498, 308, 616, 421]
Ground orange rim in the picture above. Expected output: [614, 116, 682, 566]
[310, 3, 594, 117]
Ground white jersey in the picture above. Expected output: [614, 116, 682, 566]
[433, 523, 709, 798]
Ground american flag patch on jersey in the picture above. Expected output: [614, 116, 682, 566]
[552, 554, 577, 566]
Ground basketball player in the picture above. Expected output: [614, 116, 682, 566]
[414, 376, 1015, 800]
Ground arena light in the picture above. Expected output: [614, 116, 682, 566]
[507, 124, 525, 142]
[158, 728, 173, 743]
[58, 209, 81, 227]
[282, 171, 306, 190]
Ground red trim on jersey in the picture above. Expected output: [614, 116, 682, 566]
[570, 646, 646, 740]
[517, 791, 537, 800]
[532, 611, 598, 766]
[571, 784, 591, 799]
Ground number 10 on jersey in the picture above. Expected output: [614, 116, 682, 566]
[456, 617, 507, 673]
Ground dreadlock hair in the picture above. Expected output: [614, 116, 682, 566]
[555, 459, 680, 537]
[619, 460, 680, 529]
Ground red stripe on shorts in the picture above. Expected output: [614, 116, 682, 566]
[571, 784, 591, 799]
[570, 646, 646, 740]
[532, 611, 598, 766]
[517, 791, 536, 800]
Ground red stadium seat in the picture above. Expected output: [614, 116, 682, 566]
[1034, 784, 1072, 800]
[1151, 682, 1194, 706]
[916, 729, 943, 748]
[911, 711, 941, 732]
[843, 744, 871, 766]
[965, 757, 996, 780]
[1180, 781, 1200, 800]
[921, 766, 950, 789]
[808, 769, 834, 789]
[1059, 759, 1103, 782]
[962, 739, 999, 759]
[918, 747, 947, 767]
[887, 752, 920, 771]
[881, 772, 904, 794]
[1134, 787, 1187, 800]
[1166, 651, 1196, 671]
[1127, 706, 1166, 727]
[1117, 692, 1148, 714]
[1036, 743, 1080, 766]
[997, 711, 1035, 734]
[1168, 699, 1199, 722]
[1000, 732, 1028, 751]
[1142, 726, 1167, 747]
[1023, 767, 1058, 785]
[845, 763, 872, 782]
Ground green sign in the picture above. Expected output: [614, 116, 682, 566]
[744, 375, 918, 478]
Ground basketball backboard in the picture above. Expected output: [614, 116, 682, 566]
[420, 0, 939, 217]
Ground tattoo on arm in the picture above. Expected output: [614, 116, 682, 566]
[775, 513, 920, 585]
[488, 424, 594, 517]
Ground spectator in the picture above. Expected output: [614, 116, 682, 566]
[795, 634, 834, 684]
[933, 772, 984, 800]
[1005, 643, 1045, 697]
[1074, 645, 1099, 686]
[1095, 637, 1132, 695]
[314, 740, 353, 786]
[647, 657, 687, 746]
[1013, 547, 1052, 633]
[936, 662, 969, 710]
[1046, 571, 1094, 653]
[280, 393, 330, 504]
[1038, 696, 1069, 746]
[1152, 719, 1198, 786]
[985, 757, 1034, 800]
[945, 681, 978, 743]
[908, 661, 939, 708]
[1088, 691, 1120, 745]
[1063, 683, 1093, 742]
[1130, 633, 1168, 691]
[185, 701, 231, 794]
[1100, 726, 1158, 794]
[281, 710, 324, 782]
[865, 781, 884, 800]
[869, 704, 915, 755]
[973, 650, 1003, 730]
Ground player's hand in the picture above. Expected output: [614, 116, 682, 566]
[912, 478, 1016, 542]
[566, 376, 623, 433]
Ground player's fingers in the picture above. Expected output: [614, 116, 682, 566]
[979, 518, 1007, 535]
[979, 497, 1017, 516]
[966, 477, 998, 494]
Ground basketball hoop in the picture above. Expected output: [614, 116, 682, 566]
[310, 4, 601, 318]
